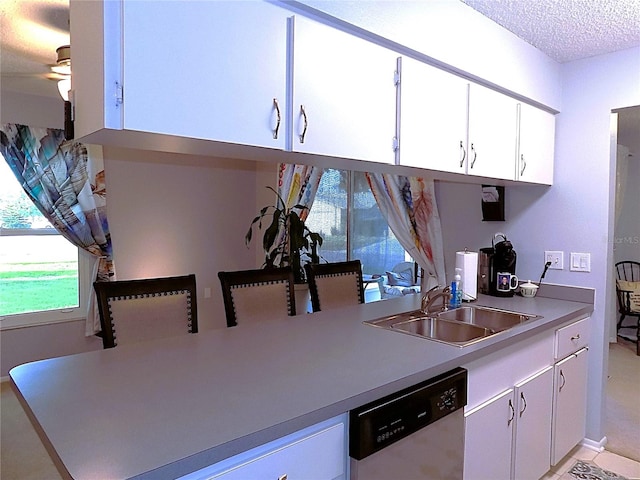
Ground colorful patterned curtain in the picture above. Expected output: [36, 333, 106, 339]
[277, 163, 323, 220]
[0, 124, 114, 335]
[365, 173, 446, 289]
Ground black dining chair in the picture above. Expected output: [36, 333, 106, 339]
[93, 274, 198, 349]
[218, 267, 296, 327]
[615, 260, 640, 355]
[304, 260, 365, 312]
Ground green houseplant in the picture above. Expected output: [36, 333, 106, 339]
[245, 186, 323, 284]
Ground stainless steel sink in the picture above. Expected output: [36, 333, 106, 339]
[392, 317, 493, 345]
[435, 306, 541, 332]
[364, 305, 542, 347]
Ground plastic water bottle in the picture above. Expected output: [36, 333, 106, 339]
[450, 268, 463, 309]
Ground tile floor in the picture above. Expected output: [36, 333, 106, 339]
[542, 444, 640, 479]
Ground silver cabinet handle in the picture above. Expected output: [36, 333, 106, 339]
[459, 141, 466, 167]
[519, 392, 527, 417]
[571, 334, 581, 341]
[299, 105, 308, 143]
[470, 143, 477, 168]
[559, 370, 566, 392]
[520, 153, 526, 176]
[278, 475, 288, 480]
[508, 398, 515, 425]
[273, 98, 281, 139]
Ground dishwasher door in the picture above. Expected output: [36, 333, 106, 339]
[349, 367, 467, 480]
[350, 408, 464, 479]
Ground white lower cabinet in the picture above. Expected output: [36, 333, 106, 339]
[464, 366, 553, 480]
[464, 388, 514, 479]
[552, 347, 589, 465]
[513, 367, 554, 480]
[551, 316, 590, 465]
[178, 415, 347, 480]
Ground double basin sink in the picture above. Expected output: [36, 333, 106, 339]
[365, 305, 542, 347]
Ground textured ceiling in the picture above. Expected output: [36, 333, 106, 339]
[461, 0, 640, 63]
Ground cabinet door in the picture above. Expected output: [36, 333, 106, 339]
[213, 423, 344, 480]
[291, 15, 397, 163]
[552, 348, 589, 465]
[518, 104, 556, 185]
[398, 57, 469, 173]
[464, 389, 514, 480]
[468, 83, 518, 180]
[122, 1, 288, 149]
[178, 418, 346, 480]
[513, 366, 553, 480]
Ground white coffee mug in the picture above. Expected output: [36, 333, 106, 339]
[497, 272, 518, 291]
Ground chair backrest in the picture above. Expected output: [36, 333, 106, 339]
[93, 274, 198, 349]
[615, 261, 640, 312]
[218, 267, 296, 327]
[305, 260, 364, 312]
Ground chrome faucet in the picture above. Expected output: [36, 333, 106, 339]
[421, 285, 452, 315]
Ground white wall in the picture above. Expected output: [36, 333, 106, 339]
[0, 91, 64, 129]
[614, 107, 640, 264]
[103, 148, 262, 331]
[614, 152, 640, 262]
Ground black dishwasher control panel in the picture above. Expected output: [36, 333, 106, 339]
[349, 367, 467, 460]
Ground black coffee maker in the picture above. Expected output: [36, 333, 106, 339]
[478, 233, 517, 297]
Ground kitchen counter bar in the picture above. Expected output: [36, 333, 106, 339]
[10, 288, 593, 479]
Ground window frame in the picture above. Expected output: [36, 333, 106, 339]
[0, 228, 94, 331]
[307, 168, 411, 274]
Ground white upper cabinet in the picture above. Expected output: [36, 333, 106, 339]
[398, 57, 469, 173]
[121, 1, 288, 149]
[290, 15, 398, 163]
[71, 0, 555, 183]
[518, 103, 556, 185]
[467, 83, 519, 180]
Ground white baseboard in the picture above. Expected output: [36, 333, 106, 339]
[582, 436, 607, 452]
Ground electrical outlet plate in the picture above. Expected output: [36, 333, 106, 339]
[570, 252, 591, 272]
[545, 251, 564, 270]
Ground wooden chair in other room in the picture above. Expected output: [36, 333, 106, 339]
[304, 260, 364, 312]
[93, 274, 198, 349]
[218, 267, 296, 328]
[615, 260, 640, 355]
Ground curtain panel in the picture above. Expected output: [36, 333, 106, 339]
[365, 173, 446, 289]
[277, 163, 323, 220]
[275, 162, 323, 253]
[0, 123, 114, 335]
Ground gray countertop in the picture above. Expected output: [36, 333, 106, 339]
[10, 289, 593, 480]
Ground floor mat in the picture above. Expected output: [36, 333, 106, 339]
[568, 460, 629, 480]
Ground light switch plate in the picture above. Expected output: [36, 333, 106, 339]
[545, 251, 564, 270]
[570, 253, 591, 272]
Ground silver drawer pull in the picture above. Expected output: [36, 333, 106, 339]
[571, 334, 581, 341]
[278, 475, 288, 480]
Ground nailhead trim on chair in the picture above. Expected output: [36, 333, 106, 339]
[107, 290, 195, 346]
[229, 280, 293, 317]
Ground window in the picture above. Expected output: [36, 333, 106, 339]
[0, 159, 92, 329]
[306, 169, 409, 276]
